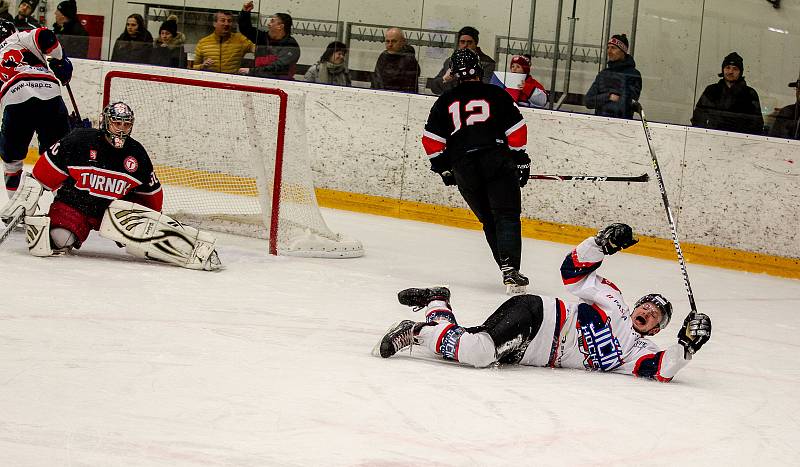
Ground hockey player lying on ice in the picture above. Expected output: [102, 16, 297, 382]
[376, 223, 712, 381]
[0, 101, 222, 271]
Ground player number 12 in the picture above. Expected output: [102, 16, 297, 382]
[447, 99, 490, 132]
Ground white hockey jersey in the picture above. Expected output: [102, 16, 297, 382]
[519, 237, 689, 381]
[0, 27, 64, 109]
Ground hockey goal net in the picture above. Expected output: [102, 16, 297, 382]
[102, 71, 363, 258]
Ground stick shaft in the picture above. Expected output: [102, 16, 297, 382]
[529, 173, 649, 182]
[65, 83, 82, 121]
[0, 208, 25, 247]
[636, 104, 698, 316]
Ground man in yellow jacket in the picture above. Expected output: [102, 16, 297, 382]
[193, 11, 254, 74]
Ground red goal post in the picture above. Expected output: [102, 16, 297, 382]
[102, 71, 363, 258]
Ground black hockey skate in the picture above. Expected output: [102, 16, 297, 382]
[502, 267, 529, 296]
[397, 286, 451, 311]
[373, 320, 429, 358]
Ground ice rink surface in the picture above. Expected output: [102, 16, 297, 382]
[1, 197, 799, 466]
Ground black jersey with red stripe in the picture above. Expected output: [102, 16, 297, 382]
[422, 80, 527, 164]
[33, 128, 163, 219]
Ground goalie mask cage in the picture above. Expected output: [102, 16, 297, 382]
[102, 71, 363, 258]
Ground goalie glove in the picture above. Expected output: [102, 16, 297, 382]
[595, 223, 638, 255]
[678, 313, 711, 355]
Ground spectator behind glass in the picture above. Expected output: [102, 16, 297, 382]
[768, 77, 799, 140]
[238, 2, 300, 80]
[430, 26, 496, 95]
[53, 1, 88, 59]
[371, 27, 420, 93]
[111, 13, 153, 64]
[584, 34, 642, 119]
[691, 52, 763, 135]
[193, 10, 254, 74]
[304, 41, 351, 86]
[507, 55, 547, 108]
[0, 1, 13, 21]
[151, 15, 186, 68]
[13, 0, 39, 32]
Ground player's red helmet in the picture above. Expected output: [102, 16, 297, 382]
[101, 101, 135, 149]
[450, 48, 483, 81]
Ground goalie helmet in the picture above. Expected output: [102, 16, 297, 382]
[634, 293, 672, 329]
[101, 101, 135, 149]
[0, 19, 17, 44]
[450, 48, 483, 81]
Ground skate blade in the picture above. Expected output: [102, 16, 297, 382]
[506, 284, 527, 296]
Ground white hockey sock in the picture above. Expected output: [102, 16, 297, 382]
[423, 300, 457, 324]
[416, 322, 497, 368]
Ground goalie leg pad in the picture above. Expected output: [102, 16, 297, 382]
[25, 215, 53, 256]
[1, 171, 43, 222]
[99, 200, 222, 271]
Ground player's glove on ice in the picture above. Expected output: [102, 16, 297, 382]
[511, 151, 531, 187]
[678, 313, 711, 354]
[595, 223, 638, 255]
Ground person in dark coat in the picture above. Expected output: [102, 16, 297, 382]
[584, 33, 642, 119]
[430, 26, 496, 95]
[13, 0, 39, 31]
[53, 1, 89, 59]
[111, 13, 153, 64]
[150, 15, 186, 68]
[238, 2, 300, 80]
[691, 52, 763, 135]
[371, 27, 420, 93]
[768, 78, 799, 140]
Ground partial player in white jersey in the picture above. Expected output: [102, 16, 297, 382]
[375, 223, 712, 382]
[0, 19, 72, 198]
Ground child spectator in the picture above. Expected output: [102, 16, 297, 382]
[507, 55, 547, 108]
[304, 41, 351, 86]
[111, 13, 153, 64]
[151, 15, 186, 68]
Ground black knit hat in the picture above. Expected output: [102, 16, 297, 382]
[19, 0, 39, 9]
[57, 1, 77, 20]
[789, 78, 799, 88]
[458, 26, 479, 44]
[159, 15, 178, 37]
[719, 52, 744, 76]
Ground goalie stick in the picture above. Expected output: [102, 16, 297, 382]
[529, 173, 649, 182]
[635, 102, 700, 354]
[0, 207, 25, 247]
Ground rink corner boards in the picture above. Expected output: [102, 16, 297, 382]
[315, 188, 800, 280]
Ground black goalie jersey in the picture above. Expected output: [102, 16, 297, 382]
[32, 128, 163, 219]
[422, 81, 527, 163]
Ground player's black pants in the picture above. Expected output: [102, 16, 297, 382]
[453, 149, 522, 270]
[0, 96, 70, 165]
[466, 294, 544, 364]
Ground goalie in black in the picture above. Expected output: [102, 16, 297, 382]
[0, 101, 222, 271]
[421, 48, 531, 294]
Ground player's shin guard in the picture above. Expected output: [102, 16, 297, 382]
[25, 215, 53, 256]
[99, 200, 222, 271]
[416, 322, 497, 367]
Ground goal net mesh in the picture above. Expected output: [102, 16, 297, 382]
[103, 72, 363, 258]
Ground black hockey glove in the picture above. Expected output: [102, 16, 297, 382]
[48, 57, 73, 85]
[678, 313, 711, 355]
[631, 100, 642, 115]
[439, 170, 457, 186]
[511, 151, 531, 187]
[594, 223, 638, 255]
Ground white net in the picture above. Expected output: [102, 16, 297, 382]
[104, 72, 363, 257]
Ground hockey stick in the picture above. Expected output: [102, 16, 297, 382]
[0, 207, 25, 248]
[529, 173, 649, 182]
[635, 102, 698, 325]
[65, 83, 81, 120]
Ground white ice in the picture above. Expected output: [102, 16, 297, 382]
[1, 191, 798, 466]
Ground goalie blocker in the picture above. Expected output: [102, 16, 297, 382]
[26, 200, 222, 271]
